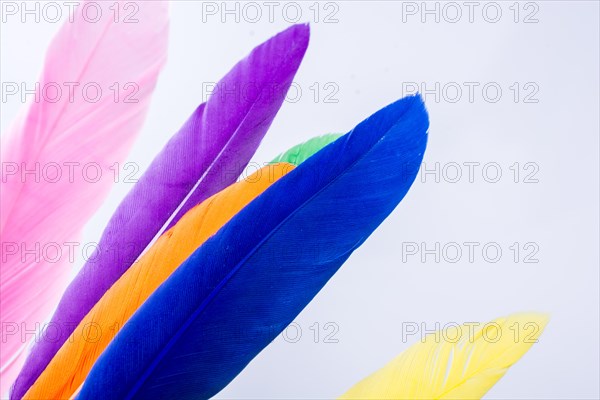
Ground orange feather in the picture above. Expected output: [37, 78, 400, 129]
[24, 163, 294, 399]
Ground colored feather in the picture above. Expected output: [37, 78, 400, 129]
[340, 313, 549, 399]
[24, 135, 333, 399]
[23, 163, 294, 400]
[1, 1, 168, 394]
[11, 23, 309, 400]
[270, 133, 343, 165]
[77, 94, 429, 399]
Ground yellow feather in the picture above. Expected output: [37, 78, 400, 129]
[340, 313, 549, 400]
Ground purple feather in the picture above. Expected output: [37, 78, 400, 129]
[11, 23, 309, 399]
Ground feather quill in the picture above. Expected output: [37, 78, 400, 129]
[340, 313, 549, 399]
[76, 94, 429, 399]
[11, 24, 309, 400]
[0, 1, 168, 393]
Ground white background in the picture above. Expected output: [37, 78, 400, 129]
[1, 1, 599, 399]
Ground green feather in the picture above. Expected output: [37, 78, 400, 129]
[270, 133, 343, 166]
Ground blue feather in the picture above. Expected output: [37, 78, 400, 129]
[77, 94, 429, 400]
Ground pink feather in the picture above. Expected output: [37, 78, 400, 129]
[0, 1, 169, 393]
